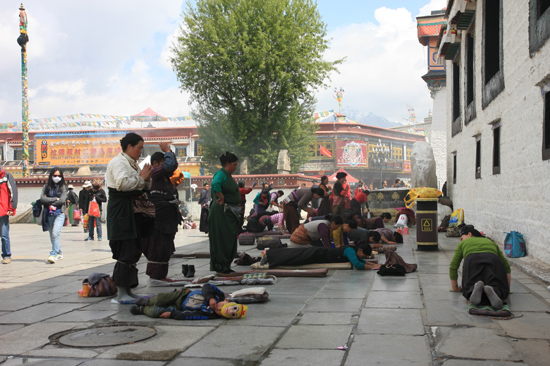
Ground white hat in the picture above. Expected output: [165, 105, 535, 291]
[68, 184, 74, 189]
[83, 181, 92, 188]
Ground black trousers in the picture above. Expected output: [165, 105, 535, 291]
[462, 252, 509, 305]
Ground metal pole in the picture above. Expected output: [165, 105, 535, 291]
[18, 4, 30, 177]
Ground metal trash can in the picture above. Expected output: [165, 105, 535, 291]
[416, 198, 438, 251]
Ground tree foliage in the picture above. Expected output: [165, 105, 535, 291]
[171, 0, 342, 173]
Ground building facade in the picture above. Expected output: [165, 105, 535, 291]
[437, 0, 550, 263]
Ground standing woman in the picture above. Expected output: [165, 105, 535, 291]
[331, 172, 347, 218]
[317, 175, 331, 216]
[106, 133, 152, 303]
[40, 168, 68, 263]
[209, 151, 240, 274]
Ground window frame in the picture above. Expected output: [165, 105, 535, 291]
[529, 0, 550, 55]
[543, 90, 550, 160]
[482, 0, 505, 109]
[475, 135, 482, 179]
[464, 30, 476, 124]
[452, 59, 463, 136]
[492, 121, 501, 174]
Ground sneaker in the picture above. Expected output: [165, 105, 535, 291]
[98, 237, 102, 241]
[2, 257, 11, 264]
[56, 254, 63, 260]
[84, 237, 93, 241]
[47, 255, 56, 263]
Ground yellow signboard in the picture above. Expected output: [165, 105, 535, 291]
[34, 132, 126, 168]
[421, 218, 432, 232]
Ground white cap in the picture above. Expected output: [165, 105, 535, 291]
[83, 181, 92, 188]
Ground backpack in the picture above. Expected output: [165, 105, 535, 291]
[504, 231, 527, 258]
[256, 236, 283, 250]
[376, 263, 406, 276]
[82, 274, 117, 297]
[32, 200, 43, 218]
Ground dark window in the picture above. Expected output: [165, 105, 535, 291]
[544, 92, 550, 160]
[539, 0, 550, 17]
[482, 0, 505, 108]
[465, 32, 476, 124]
[13, 148, 23, 161]
[475, 138, 481, 179]
[530, 0, 550, 55]
[452, 62, 462, 136]
[493, 124, 501, 174]
[453, 153, 457, 184]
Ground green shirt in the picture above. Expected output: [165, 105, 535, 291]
[211, 168, 240, 205]
[449, 236, 511, 280]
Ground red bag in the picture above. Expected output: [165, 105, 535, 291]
[88, 199, 100, 218]
[73, 209, 82, 221]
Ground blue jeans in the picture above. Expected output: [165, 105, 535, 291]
[88, 216, 102, 239]
[0, 215, 10, 259]
[48, 213, 65, 256]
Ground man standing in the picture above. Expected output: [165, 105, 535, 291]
[79, 181, 92, 233]
[0, 168, 18, 264]
[198, 182, 210, 207]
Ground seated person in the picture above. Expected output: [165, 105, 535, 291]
[362, 212, 392, 229]
[372, 227, 403, 244]
[259, 212, 285, 233]
[289, 215, 343, 248]
[259, 239, 382, 270]
[449, 225, 511, 309]
[130, 284, 247, 320]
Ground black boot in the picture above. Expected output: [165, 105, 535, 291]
[182, 264, 189, 277]
[185, 265, 195, 278]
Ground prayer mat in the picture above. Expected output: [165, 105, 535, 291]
[468, 303, 513, 318]
[226, 268, 328, 277]
[171, 252, 211, 258]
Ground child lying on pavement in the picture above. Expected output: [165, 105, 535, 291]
[130, 283, 247, 320]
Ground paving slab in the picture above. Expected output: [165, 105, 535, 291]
[441, 360, 528, 366]
[510, 338, 550, 366]
[46, 310, 119, 322]
[97, 325, 214, 360]
[258, 349, 344, 366]
[357, 308, 425, 335]
[303, 297, 364, 312]
[498, 312, 550, 339]
[370, 277, 421, 292]
[181, 325, 284, 361]
[298, 312, 357, 325]
[0, 303, 86, 324]
[0, 322, 86, 355]
[275, 324, 352, 349]
[167, 358, 236, 366]
[365, 290, 423, 309]
[346, 334, 431, 366]
[434, 326, 522, 361]
[24, 346, 99, 359]
[424, 298, 498, 327]
[505, 293, 550, 311]
[0, 358, 82, 366]
[0, 293, 68, 311]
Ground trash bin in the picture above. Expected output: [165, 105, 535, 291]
[416, 198, 438, 251]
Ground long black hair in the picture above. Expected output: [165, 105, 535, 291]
[46, 167, 67, 192]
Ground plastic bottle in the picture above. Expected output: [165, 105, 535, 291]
[403, 226, 409, 244]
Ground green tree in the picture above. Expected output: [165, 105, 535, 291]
[171, 0, 342, 173]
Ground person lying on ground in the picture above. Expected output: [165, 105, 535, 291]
[289, 215, 344, 248]
[343, 219, 370, 243]
[362, 212, 392, 229]
[372, 227, 403, 244]
[258, 240, 381, 270]
[449, 225, 511, 309]
[130, 283, 247, 320]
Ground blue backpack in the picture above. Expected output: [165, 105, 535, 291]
[504, 231, 526, 258]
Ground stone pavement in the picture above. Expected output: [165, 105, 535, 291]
[1, 223, 550, 365]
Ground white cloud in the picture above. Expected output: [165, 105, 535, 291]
[315, 2, 447, 123]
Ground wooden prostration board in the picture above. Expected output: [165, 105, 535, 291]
[219, 268, 329, 277]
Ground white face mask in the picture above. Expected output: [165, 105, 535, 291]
[52, 176, 62, 184]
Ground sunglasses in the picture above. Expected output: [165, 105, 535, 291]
[53, 175, 61, 177]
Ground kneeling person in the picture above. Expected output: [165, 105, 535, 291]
[130, 284, 247, 320]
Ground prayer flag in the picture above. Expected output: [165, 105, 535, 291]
[320, 145, 332, 158]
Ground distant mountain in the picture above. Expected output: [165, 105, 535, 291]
[343, 110, 402, 129]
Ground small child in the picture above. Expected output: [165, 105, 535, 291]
[130, 284, 247, 320]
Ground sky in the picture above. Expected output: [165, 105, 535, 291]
[0, 0, 447, 126]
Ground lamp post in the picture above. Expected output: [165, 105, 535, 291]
[17, 3, 30, 177]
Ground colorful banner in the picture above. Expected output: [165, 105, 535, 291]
[33, 132, 126, 168]
[336, 140, 368, 167]
[403, 160, 411, 172]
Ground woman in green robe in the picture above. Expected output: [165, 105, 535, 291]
[208, 152, 240, 274]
